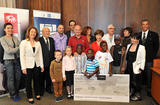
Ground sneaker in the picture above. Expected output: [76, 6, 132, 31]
[131, 95, 142, 101]
[12, 96, 21, 102]
[67, 94, 71, 99]
[71, 93, 74, 97]
[135, 92, 141, 99]
[56, 96, 63, 102]
[59, 96, 63, 101]
[71, 93, 74, 99]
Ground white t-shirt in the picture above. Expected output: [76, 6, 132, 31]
[95, 51, 113, 74]
[102, 33, 115, 50]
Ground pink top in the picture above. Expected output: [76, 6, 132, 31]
[62, 55, 76, 77]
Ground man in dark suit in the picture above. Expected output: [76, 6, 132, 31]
[139, 19, 159, 96]
[65, 20, 76, 44]
[39, 27, 55, 96]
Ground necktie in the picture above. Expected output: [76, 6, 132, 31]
[143, 32, 145, 40]
[46, 38, 49, 50]
[12, 38, 17, 59]
[142, 32, 146, 45]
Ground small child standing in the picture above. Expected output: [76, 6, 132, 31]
[50, 50, 65, 102]
[62, 46, 76, 98]
[95, 41, 113, 75]
[110, 38, 122, 74]
[74, 44, 87, 74]
[84, 49, 99, 79]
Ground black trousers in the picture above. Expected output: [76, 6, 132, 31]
[39, 66, 52, 93]
[26, 66, 40, 98]
[65, 71, 75, 86]
[131, 74, 142, 95]
[125, 63, 142, 96]
[143, 62, 153, 94]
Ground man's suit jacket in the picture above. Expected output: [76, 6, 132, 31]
[20, 40, 44, 70]
[39, 37, 55, 67]
[65, 30, 71, 44]
[139, 30, 159, 62]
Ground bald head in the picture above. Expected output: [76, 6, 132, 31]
[74, 25, 82, 38]
[57, 24, 64, 34]
[42, 27, 50, 38]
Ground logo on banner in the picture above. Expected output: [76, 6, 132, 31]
[4, 13, 18, 34]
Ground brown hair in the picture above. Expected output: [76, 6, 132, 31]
[54, 50, 62, 56]
[81, 26, 92, 36]
[141, 19, 149, 24]
[121, 27, 133, 37]
[94, 29, 104, 37]
[69, 20, 76, 26]
[25, 26, 39, 41]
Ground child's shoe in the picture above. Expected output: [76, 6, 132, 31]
[67, 94, 71, 99]
[56, 96, 63, 102]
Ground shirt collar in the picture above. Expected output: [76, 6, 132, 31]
[55, 59, 61, 63]
[43, 36, 49, 41]
[70, 31, 75, 36]
[142, 30, 149, 35]
[73, 35, 82, 39]
[56, 32, 65, 38]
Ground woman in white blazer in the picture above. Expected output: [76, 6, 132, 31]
[121, 33, 146, 101]
[20, 26, 44, 104]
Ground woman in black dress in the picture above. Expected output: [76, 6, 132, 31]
[121, 33, 146, 101]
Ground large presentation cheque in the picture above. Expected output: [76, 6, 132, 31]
[74, 74, 129, 103]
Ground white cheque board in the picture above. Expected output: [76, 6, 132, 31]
[74, 74, 129, 103]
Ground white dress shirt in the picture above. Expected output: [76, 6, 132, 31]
[142, 30, 149, 40]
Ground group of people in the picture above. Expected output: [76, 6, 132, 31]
[0, 19, 159, 104]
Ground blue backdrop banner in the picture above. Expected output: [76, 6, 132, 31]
[33, 10, 61, 37]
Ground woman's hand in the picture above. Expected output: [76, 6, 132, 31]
[139, 69, 143, 74]
[63, 77, 66, 81]
[41, 67, 44, 72]
[22, 69, 27, 74]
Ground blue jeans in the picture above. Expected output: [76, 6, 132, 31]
[4, 59, 21, 99]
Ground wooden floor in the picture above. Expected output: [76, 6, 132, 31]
[0, 89, 158, 105]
